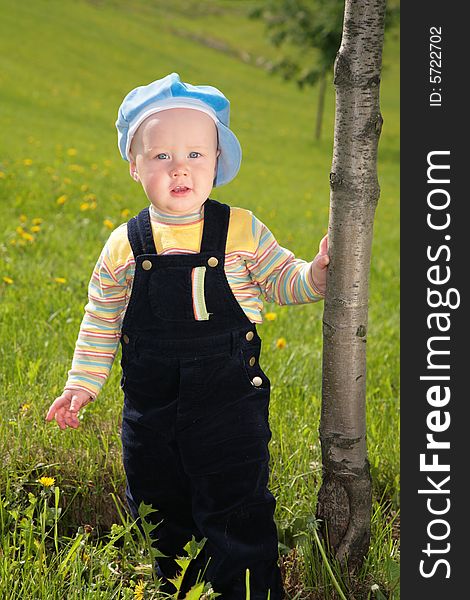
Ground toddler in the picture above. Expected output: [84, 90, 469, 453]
[46, 73, 329, 599]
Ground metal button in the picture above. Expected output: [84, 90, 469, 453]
[208, 257, 218, 267]
[123, 334, 130, 344]
[245, 331, 254, 341]
[252, 376, 263, 387]
[142, 259, 152, 271]
[249, 356, 256, 367]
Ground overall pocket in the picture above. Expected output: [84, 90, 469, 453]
[148, 265, 211, 321]
[148, 266, 193, 321]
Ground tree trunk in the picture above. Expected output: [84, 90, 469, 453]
[315, 70, 327, 141]
[316, 0, 386, 569]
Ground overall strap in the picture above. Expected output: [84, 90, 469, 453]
[127, 207, 157, 257]
[200, 198, 230, 254]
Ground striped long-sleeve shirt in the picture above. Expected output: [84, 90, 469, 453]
[65, 203, 324, 399]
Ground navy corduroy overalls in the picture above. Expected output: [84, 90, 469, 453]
[119, 198, 284, 599]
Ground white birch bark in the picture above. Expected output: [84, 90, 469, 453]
[316, 0, 386, 568]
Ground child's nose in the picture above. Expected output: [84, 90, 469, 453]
[170, 159, 189, 177]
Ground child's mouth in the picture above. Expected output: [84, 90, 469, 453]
[171, 186, 191, 196]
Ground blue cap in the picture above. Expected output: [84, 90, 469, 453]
[115, 73, 242, 187]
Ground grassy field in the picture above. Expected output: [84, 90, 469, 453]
[0, 0, 399, 598]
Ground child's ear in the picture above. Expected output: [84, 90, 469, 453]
[129, 162, 140, 182]
[213, 148, 221, 179]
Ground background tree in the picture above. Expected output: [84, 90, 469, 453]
[250, 0, 398, 140]
[315, 0, 387, 569]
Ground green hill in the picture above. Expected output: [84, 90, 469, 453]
[0, 1, 399, 597]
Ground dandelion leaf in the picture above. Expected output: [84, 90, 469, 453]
[184, 582, 205, 599]
[183, 536, 207, 559]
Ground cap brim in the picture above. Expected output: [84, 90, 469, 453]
[214, 122, 242, 187]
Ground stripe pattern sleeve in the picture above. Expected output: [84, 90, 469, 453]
[246, 214, 324, 305]
[64, 225, 133, 399]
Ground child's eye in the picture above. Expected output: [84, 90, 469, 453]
[189, 151, 201, 158]
[156, 153, 169, 160]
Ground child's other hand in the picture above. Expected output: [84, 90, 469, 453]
[310, 234, 329, 296]
[45, 389, 93, 430]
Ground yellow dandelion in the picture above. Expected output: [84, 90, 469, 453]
[80, 184, 89, 192]
[67, 148, 77, 156]
[265, 312, 277, 321]
[23, 158, 33, 166]
[134, 579, 145, 600]
[56, 194, 68, 205]
[16, 226, 25, 235]
[84, 193, 96, 201]
[103, 219, 114, 230]
[30, 225, 41, 233]
[54, 277, 67, 284]
[9, 239, 17, 246]
[19, 214, 27, 223]
[38, 476, 55, 487]
[90, 201, 97, 210]
[20, 403, 31, 413]
[32, 218, 43, 225]
[0, 171, 6, 179]
[69, 164, 84, 173]
[121, 208, 131, 218]
[276, 337, 287, 349]
[80, 202, 90, 211]
[3, 276, 13, 284]
[21, 232, 34, 242]
[63, 177, 72, 185]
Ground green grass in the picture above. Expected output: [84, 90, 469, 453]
[0, 0, 399, 597]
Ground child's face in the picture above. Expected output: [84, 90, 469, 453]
[129, 108, 220, 215]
